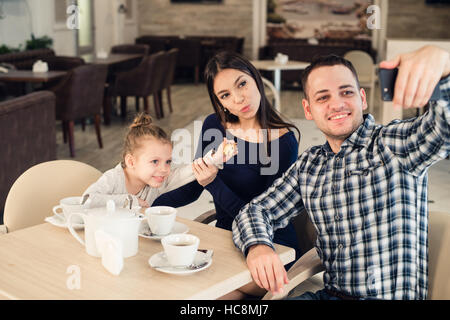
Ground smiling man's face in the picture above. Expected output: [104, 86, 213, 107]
[302, 64, 368, 152]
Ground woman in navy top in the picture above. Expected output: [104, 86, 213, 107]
[153, 51, 301, 298]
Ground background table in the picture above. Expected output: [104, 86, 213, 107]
[0, 70, 67, 83]
[251, 60, 309, 93]
[0, 217, 294, 299]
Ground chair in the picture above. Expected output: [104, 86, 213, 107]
[167, 38, 201, 85]
[112, 51, 166, 119]
[48, 64, 108, 157]
[428, 211, 450, 300]
[344, 50, 376, 114]
[0, 160, 102, 233]
[0, 91, 56, 224]
[110, 44, 149, 56]
[194, 208, 325, 300]
[110, 44, 151, 112]
[262, 77, 280, 112]
[158, 48, 179, 117]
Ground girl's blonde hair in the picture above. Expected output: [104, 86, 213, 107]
[121, 113, 171, 168]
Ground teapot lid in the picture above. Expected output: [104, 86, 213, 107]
[87, 200, 141, 219]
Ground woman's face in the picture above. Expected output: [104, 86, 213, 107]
[213, 68, 261, 121]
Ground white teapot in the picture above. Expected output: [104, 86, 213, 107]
[67, 200, 145, 258]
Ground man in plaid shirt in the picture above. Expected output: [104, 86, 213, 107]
[232, 45, 450, 300]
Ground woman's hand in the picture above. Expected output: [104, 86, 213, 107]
[192, 158, 219, 187]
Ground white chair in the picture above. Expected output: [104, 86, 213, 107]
[344, 50, 376, 114]
[428, 211, 450, 299]
[0, 160, 102, 233]
[262, 77, 281, 112]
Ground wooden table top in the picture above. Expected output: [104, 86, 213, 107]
[251, 60, 310, 71]
[81, 53, 143, 65]
[0, 70, 67, 83]
[0, 217, 295, 300]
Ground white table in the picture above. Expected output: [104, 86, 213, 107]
[0, 217, 295, 300]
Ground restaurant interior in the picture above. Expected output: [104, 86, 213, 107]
[0, 0, 449, 300]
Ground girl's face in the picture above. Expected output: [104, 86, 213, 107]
[127, 138, 173, 188]
[213, 68, 261, 121]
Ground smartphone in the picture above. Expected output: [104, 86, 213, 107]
[378, 68, 441, 102]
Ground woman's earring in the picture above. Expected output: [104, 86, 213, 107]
[223, 107, 228, 113]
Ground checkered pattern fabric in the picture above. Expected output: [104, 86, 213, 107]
[233, 76, 450, 300]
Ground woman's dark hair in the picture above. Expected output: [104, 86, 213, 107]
[204, 51, 300, 144]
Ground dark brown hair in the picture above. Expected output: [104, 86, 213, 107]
[121, 113, 171, 168]
[301, 54, 360, 100]
[204, 51, 300, 143]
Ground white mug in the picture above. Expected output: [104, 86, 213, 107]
[145, 206, 176, 236]
[161, 234, 199, 267]
[52, 196, 84, 224]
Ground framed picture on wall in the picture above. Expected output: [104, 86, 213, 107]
[171, 0, 223, 3]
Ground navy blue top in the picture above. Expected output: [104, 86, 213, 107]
[153, 114, 301, 259]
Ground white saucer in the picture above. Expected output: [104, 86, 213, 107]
[139, 221, 189, 240]
[44, 214, 84, 230]
[148, 251, 212, 275]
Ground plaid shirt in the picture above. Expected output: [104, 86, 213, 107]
[232, 76, 450, 300]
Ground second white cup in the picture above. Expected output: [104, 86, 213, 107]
[145, 206, 176, 236]
[161, 233, 199, 267]
[52, 196, 84, 224]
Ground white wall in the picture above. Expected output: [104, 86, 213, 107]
[94, 0, 138, 53]
[0, 0, 136, 56]
[0, 0, 76, 56]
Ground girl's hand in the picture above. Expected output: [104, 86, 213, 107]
[192, 158, 218, 187]
[212, 138, 238, 163]
[138, 198, 150, 208]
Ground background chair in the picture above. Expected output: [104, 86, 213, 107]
[344, 50, 376, 114]
[167, 38, 201, 85]
[428, 210, 450, 300]
[194, 208, 325, 300]
[0, 91, 56, 225]
[48, 64, 108, 157]
[0, 160, 101, 233]
[111, 51, 166, 119]
[262, 77, 280, 112]
[158, 48, 179, 117]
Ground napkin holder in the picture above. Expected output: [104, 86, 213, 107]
[32, 60, 48, 73]
[96, 50, 108, 59]
[95, 229, 124, 275]
[275, 53, 288, 65]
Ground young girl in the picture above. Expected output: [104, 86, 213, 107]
[83, 113, 236, 208]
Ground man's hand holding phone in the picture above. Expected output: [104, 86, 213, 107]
[378, 45, 450, 109]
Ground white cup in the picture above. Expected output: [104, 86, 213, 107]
[52, 196, 84, 224]
[161, 234, 199, 267]
[145, 206, 176, 236]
